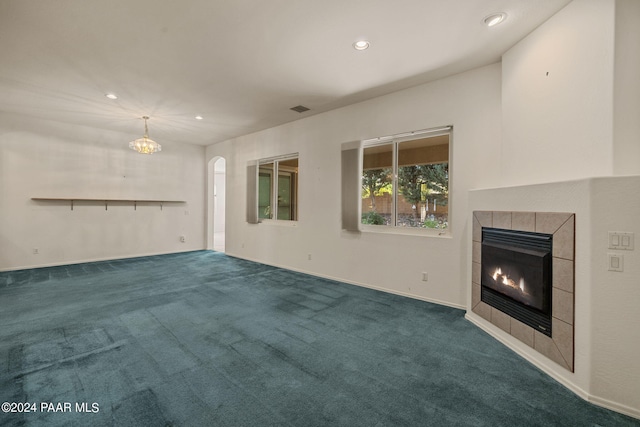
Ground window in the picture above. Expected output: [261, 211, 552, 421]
[361, 127, 450, 231]
[257, 155, 298, 221]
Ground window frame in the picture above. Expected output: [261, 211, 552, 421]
[360, 126, 452, 236]
[256, 153, 299, 223]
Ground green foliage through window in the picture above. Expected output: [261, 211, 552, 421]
[361, 211, 386, 225]
[361, 128, 450, 230]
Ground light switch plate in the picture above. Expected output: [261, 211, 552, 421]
[608, 232, 634, 250]
[608, 253, 624, 272]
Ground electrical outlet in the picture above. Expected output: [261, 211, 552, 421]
[33, 248, 39, 254]
[422, 272, 428, 282]
[180, 236, 186, 243]
[308, 254, 312, 260]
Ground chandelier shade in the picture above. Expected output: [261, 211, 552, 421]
[129, 116, 161, 154]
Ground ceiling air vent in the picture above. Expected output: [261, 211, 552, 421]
[290, 105, 310, 113]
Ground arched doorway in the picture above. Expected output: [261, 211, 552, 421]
[207, 157, 226, 252]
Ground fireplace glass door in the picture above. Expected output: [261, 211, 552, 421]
[481, 228, 553, 336]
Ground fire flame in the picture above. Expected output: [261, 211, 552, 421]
[491, 267, 528, 295]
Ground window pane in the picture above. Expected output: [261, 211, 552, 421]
[258, 163, 274, 219]
[397, 134, 449, 229]
[278, 158, 298, 221]
[277, 175, 292, 220]
[361, 144, 393, 226]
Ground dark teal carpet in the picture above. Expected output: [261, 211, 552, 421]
[0, 251, 637, 426]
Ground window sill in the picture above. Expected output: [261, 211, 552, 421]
[258, 219, 298, 227]
[359, 224, 450, 238]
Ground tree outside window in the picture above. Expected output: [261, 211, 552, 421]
[361, 129, 450, 230]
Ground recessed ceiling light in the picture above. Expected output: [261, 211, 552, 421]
[353, 40, 370, 51]
[195, 115, 204, 120]
[484, 13, 506, 27]
[105, 93, 118, 100]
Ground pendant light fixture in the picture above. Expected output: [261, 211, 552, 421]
[129, 116, 161, 154]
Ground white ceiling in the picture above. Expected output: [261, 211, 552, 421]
[0, 0, 571, 146]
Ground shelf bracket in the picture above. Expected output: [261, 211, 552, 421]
[71, 200, 74, 211]
[105, 201, 108, 211]
[160, 202, 164, 211]
[134, 201, 137, 211]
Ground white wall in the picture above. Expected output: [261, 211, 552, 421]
[207, 63, 503, 309]
[613, 0, 640, 175]
[589, 176, 640, 415]
[0, 113, 206, 270]
[501, 0, 615, 186]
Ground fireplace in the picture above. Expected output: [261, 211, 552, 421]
[481, 227, 553, 337]
[472, 211, 575, 372]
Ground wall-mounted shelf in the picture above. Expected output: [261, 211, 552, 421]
[31, 198, 186, 211]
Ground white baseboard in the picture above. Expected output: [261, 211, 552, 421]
[588, 395, 640, 421]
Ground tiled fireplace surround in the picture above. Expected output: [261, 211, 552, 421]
[472, 211, 575, 372]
